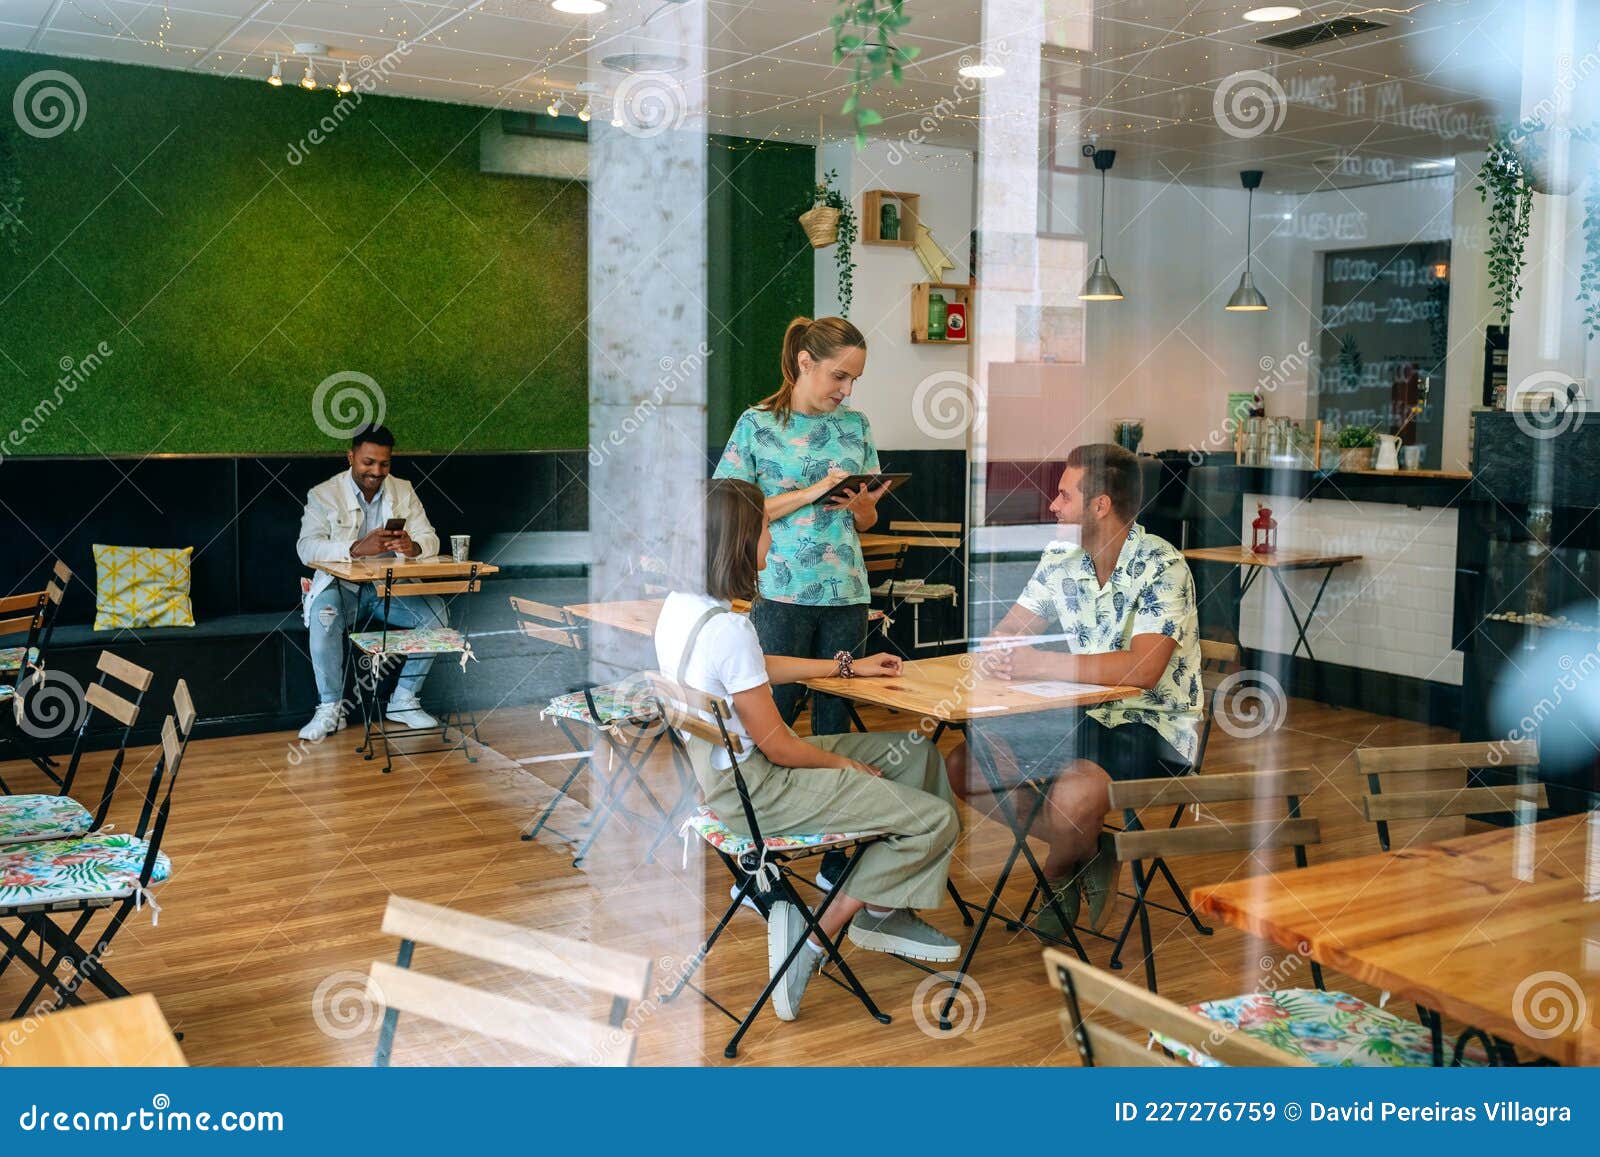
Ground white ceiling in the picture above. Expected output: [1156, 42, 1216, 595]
[0, 1, 1550, 190]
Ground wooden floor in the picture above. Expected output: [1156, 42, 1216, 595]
[0, 695, 1466, 1066]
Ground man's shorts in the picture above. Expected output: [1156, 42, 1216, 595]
[962, 709, 1190, 790]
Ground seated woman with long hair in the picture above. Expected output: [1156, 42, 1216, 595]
[655, 478, 961, 1021]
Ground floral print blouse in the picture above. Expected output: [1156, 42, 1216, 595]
[713, 406, 880, 606]
[1016, 522, 1203, 761]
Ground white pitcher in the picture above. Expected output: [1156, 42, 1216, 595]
[1374, 433, 1401, 471]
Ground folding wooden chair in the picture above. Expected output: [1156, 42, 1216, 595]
[649, 676, 893, 1059]
[509, 597, 679, 867]
[1355, 739, 1543, 853]
[1108, 767, 1324, 994]
[0, 679, 196, 1019]
[0, 562, 72, 790]
[0, 651, 155, 848]
[370, 895, 653, 1066]
[1044, 948, 1307, 1067]
[350, 565, 482, 774]
[1098, 638, 1241, 969]
[884, 520, 963, 652]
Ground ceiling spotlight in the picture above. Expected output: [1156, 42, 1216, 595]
[958, 61, 1005, 79]
[610, 106, 625, 127]
[1225, 170, 1270, 312]
[577, 101, 592, 122]
[267, 54, 283, 87]
[547, 96, 563, 117]
[300, 58, 317, 90]
[1243, 6, 1302, 20]
[1079, 149, 1125, 302]
[336, 63, 352, 94]
[552, 0, 608, 12]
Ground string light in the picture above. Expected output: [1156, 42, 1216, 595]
[267, 53, 283, 87]
[299, 57, 317, 91]
[336, 62, 352, 94]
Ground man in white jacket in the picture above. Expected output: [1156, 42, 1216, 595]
[296, 425, 446, 740]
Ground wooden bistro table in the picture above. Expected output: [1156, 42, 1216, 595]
[309, 555, 500, 772]
[1193, 813, 1600, 1066]
[804, 653, 1140, 1030]
[1182, 545, 1361, 705]
[0, 993, 187, 1066]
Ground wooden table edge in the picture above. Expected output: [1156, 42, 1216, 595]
[1190, 885, 1596, 1067]
[798, 672, 1141, 722]
[1181, 548, 1363, 569]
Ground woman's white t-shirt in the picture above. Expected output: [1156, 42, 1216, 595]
[653, 591, 768, 767]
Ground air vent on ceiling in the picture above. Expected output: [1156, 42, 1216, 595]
[1255, 17, 1385, 50]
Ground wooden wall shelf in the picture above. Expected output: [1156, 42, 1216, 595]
[863, 190, 919, 247]
[911, 282, 971, 344]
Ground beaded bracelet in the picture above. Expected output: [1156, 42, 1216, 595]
[833, 650, 856, 678]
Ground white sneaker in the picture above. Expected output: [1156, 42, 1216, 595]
[298, 703, 346, 741]
[385, 690, 438, 730]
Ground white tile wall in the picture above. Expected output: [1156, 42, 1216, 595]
[1238, 494, 1464, 687]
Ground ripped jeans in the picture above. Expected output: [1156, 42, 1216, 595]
[307, 580, 449, 705]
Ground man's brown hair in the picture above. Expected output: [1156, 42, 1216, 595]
[1066, 442, 1142, 520]
[705, 478, 765, 602]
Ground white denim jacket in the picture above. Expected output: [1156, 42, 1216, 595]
[297, 470, 440, 622]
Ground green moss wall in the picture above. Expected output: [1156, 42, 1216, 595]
[0, 51, 812, 456]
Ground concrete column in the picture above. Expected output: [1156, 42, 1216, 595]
[586, 0, 708, 683]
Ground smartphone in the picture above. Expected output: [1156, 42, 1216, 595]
[384, 517, 406, 532]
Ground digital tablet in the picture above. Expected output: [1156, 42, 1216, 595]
[815, 472, 912, 504]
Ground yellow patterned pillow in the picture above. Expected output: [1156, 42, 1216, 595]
[92, 545, 196, 630]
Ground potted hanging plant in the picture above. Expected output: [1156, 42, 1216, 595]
[1334, 425, 1377, 472]
[794, 169, 857, 316]
[1476, 131, 1534, 326]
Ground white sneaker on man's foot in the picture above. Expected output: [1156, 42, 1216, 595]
[385, 690, 438, 730]
[298, 703, 347, 741]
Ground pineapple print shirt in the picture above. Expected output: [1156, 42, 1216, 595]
[713, 406, 880, 606]
[1016, 523, 1203, 761]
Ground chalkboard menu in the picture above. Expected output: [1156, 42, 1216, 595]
[1315, 241, 1450, 469]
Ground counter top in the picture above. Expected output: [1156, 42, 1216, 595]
[1186, 463, 1473, 508]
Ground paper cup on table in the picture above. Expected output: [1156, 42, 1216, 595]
[450, 534, 471, 563]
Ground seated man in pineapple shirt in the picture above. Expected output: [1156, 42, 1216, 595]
[947, 442, 1202, 939]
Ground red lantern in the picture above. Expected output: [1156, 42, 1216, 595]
[1251, 505, 1278, 554]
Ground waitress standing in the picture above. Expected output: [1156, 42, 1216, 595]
[713, 316, 885, 734]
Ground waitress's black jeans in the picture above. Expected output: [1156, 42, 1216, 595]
[748, 599, 871, 735]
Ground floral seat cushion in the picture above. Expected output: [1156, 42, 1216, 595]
[542, 682, 663, 727]
[684, 804, 881, 860]
[0, 684, 13, 702]
[1155, 989, 1488, 1067]
[0, 794, 94, 846]
[0, 831, 170, 908]
[349, 627, 468, 655]
[0, 645, 39, 675]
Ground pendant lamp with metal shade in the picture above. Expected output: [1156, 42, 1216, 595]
[1079, 149, 1124, 301]
[1226, 169, 1269, 311]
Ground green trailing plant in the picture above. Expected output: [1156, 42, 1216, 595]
[0, 127, 23, 258]
[1573, 124, 1600, 341]
[1476, 131, 1534, 326]
[793, 170, 857, 316]
[1334, 425, 1376, 449]
[832, 0, 919, 147]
